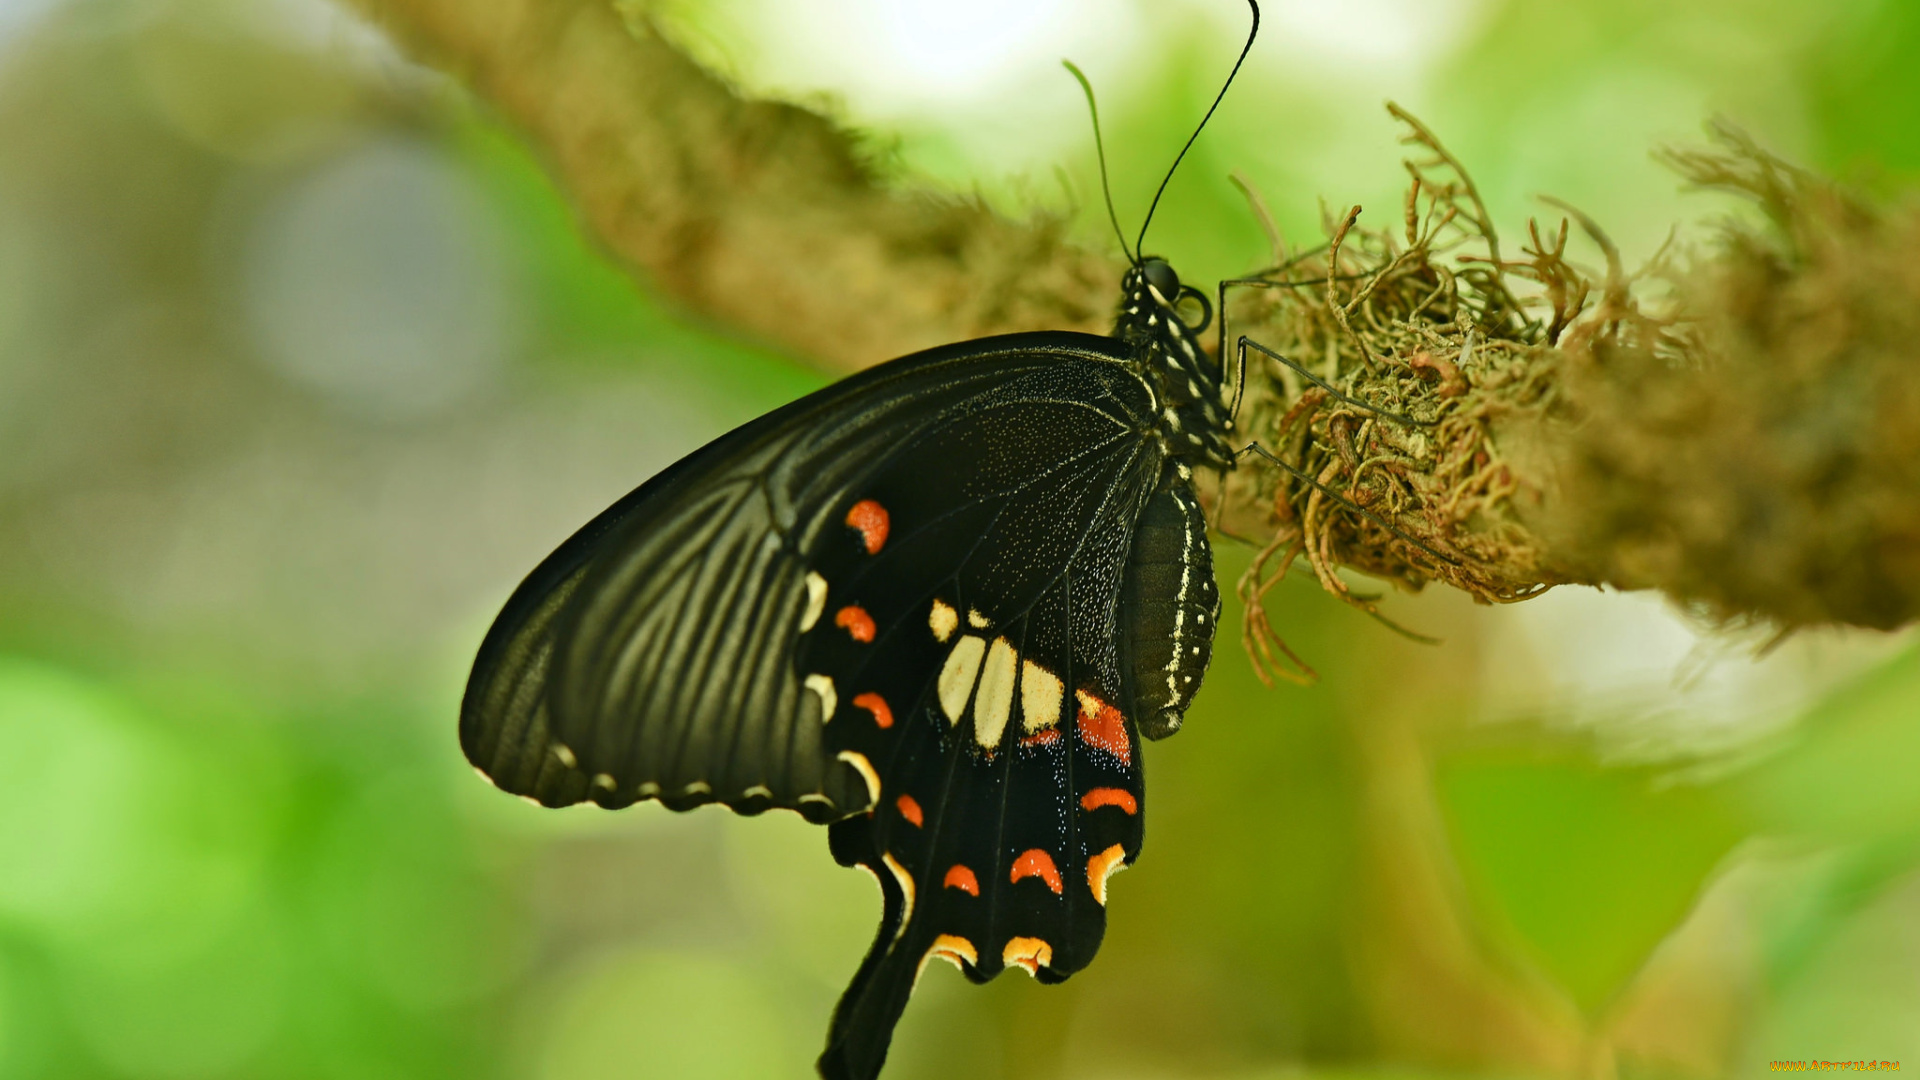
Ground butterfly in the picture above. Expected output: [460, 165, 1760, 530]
[460, 5, 1259, 1078]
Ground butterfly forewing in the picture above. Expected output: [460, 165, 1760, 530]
[465, 333, 1159, 815]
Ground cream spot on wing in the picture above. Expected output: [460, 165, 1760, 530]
[882, 852, 915, 940]
[972, 637, 1018, 750]
[681, 781, 711, 796]
[937, 635, 987, 724]
[551, 744, 577, 769]
[929, 598, 958, 642]
[799, 571, 828, 631]
[637, 781, 661, 797]
[1019, 659, 1063, 734]
[743, 784, 773, 800]
[837, 750, 880, 805]
[966, 608, 989, 629]
[917, 934, 978, 985]
[590, 773, 616, 791]
[804, 673, 837, 722]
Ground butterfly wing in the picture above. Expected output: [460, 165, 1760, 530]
[464, 331, 1158, 816]
[462, 329, 1214, 1080]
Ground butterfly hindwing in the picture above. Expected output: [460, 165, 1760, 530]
[799, 395, 1181, 1077]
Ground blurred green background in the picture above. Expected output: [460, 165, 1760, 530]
[1, 0, 1917, 1076]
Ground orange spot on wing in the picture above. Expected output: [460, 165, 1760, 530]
[1074, 690, 1132, 765]
[1087, 844, 1128, 905]
[943, 864, 979, 896]
[846, 499, 890, 554]
[895, 794, 923, 827]
[851, 692, 893, 729]
[1002, 936, 1053, 977]
[1010, 849, 1063, 894]
[834, 605, 876, 642]
[1018, 728, 1062, 749]
[1080, 787, 1138, 815]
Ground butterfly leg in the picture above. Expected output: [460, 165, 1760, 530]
[1237, 336, 1433, 428]
[1234, 442, 1457, 568]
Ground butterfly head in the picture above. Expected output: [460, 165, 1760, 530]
[1117, 257, 1234, 468]
[1120, 257, 1202, 325]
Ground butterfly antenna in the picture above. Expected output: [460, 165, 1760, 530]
[1135, 0, 1260, 257]
[1063, 60, 1134, 264]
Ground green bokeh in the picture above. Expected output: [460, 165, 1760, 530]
[1, 0, 1916, 1077]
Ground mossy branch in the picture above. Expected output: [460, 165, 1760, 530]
[350, 0, 1920, 643]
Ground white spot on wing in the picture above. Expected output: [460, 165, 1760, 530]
[929, 598, 958, 642]
[972, 637, 1018, 750]
[799, 571, 828, 631]
[837, 750, 881, 805]
[882, 852, 916, 940]
[937, 635, 987, 724]
[916, 935, 978, 985]
[805, 673, 838, 722]
[1020, 659, 1063, 734]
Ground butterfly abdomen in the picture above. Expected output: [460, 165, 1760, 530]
[1120, 465, 1219, 740]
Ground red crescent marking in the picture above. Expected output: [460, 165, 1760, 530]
[943, 864, 980, 896]
[851, 692, 893, 729]
[1079, 787, 1138, 815]
[845, 500, 890, 554]
[1075, 692, 1132, 766]
[1019, 728, 1062, 749]
[834, 605, 876, 642]
[1010, 849, 1063, 894]
[895, 794, 923, 827]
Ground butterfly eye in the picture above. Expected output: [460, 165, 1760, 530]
[1141, 258, 1180, 305]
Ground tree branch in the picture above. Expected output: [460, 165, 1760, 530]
[346, 0, 1120, 370]
[350, 0, 1920, 639]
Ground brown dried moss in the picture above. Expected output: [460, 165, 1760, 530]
[1220, 106, 1577, 681]
[1223, 110, 1920, 678]
[1542, 122, 1920, 631]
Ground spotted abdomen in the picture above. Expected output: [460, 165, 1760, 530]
[1121, 467, 1219, 740]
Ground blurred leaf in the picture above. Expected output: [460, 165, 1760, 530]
[0, 657, 279, 958]
[1729, 647, 1920, 990]
[1734, 647, 1920, 844]
[1804, 0, 1920, 181]
[531, 949, 814, 1080]
[1435, 743, 1748, 1017]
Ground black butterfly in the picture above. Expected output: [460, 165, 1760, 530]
[461, 6, 1259, 1078]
